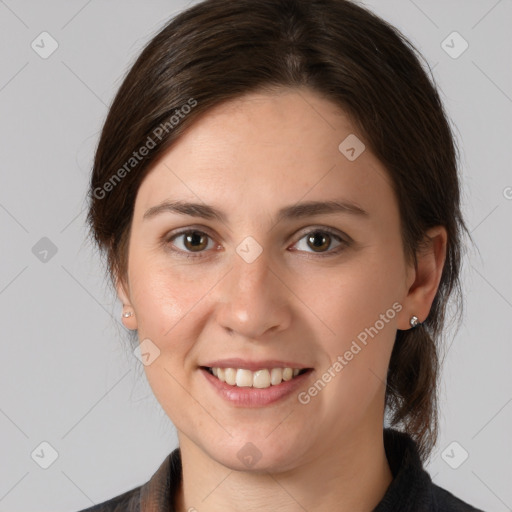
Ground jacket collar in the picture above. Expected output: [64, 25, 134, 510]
[373, 428, 434, 511]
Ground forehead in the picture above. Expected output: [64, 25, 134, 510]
[134, 87, 396, 223]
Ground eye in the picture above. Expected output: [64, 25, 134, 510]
[165, 227, 349, 259]
[291, 228, 347, 256]
[166, 229, 217, 258]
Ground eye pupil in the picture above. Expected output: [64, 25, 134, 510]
[184, 231, 208, 252]
[308, 232, 330, 252]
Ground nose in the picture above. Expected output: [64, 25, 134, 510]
[215, 246, 292, 340]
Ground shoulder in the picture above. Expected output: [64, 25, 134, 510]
[73, 485, 141, 512]
[72, 448, 180, 512]
[378, 428, 486, 512]
[431, 483, 486, 512]
[74, 485, 141, 512]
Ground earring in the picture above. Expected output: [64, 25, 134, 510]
[122, 311, 133, 318]
[409, 315, 420, 328]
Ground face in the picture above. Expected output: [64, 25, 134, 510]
[118, 87, 425, 472]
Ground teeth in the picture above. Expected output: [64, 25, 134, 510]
[209, 367, 304, 388]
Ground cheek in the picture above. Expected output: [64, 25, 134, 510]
[128, 251, 212, 339]
[319, 251, 402, 336]
[127, 257, 213, 415]
[315, 246, 403, 387]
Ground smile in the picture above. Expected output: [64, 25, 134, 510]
[204, 366, 310, 389]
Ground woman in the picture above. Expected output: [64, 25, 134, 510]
[80, 0, 484, 510]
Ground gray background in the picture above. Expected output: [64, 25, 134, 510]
[0, 1, 510, 511]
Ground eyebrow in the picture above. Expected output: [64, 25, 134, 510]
[143, 199, 369, 224]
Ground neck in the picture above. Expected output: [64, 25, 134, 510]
[174, 423, 393, 512]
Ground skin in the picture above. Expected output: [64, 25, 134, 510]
[117, 86, 447, 512]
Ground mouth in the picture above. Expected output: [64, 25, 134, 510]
[200, 366, 312, 389]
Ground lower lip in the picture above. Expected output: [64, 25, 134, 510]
[200, 368, 313, 407]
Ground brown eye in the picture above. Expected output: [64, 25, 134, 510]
[166, 227, 348, 259]
[182, 231, 209, 252]
[307, 231, 332, 252]
[167, 230, 215, 257]
[291, 228, 347, 257]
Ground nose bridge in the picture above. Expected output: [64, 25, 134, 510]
[217, 240, 289, 338]
[231, 242, 273, 309]
[233, 243, 271, 296]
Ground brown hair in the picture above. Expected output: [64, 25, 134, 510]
[87, 0, 471, 462]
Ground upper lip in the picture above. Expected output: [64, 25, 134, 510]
[201, 358, 312, 371]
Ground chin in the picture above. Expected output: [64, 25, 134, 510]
[208, 438, 307, 474]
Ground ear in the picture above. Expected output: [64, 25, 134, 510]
[397, 226, 447, 330]
[115, 271, 138, 331]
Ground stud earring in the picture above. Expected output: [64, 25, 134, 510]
[409, 315, 420, 328]
[122, 311, 133, 318]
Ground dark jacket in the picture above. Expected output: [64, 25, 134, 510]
[76, 428, 485, 511]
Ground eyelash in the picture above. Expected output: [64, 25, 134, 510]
[164, 226, 350, 260]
